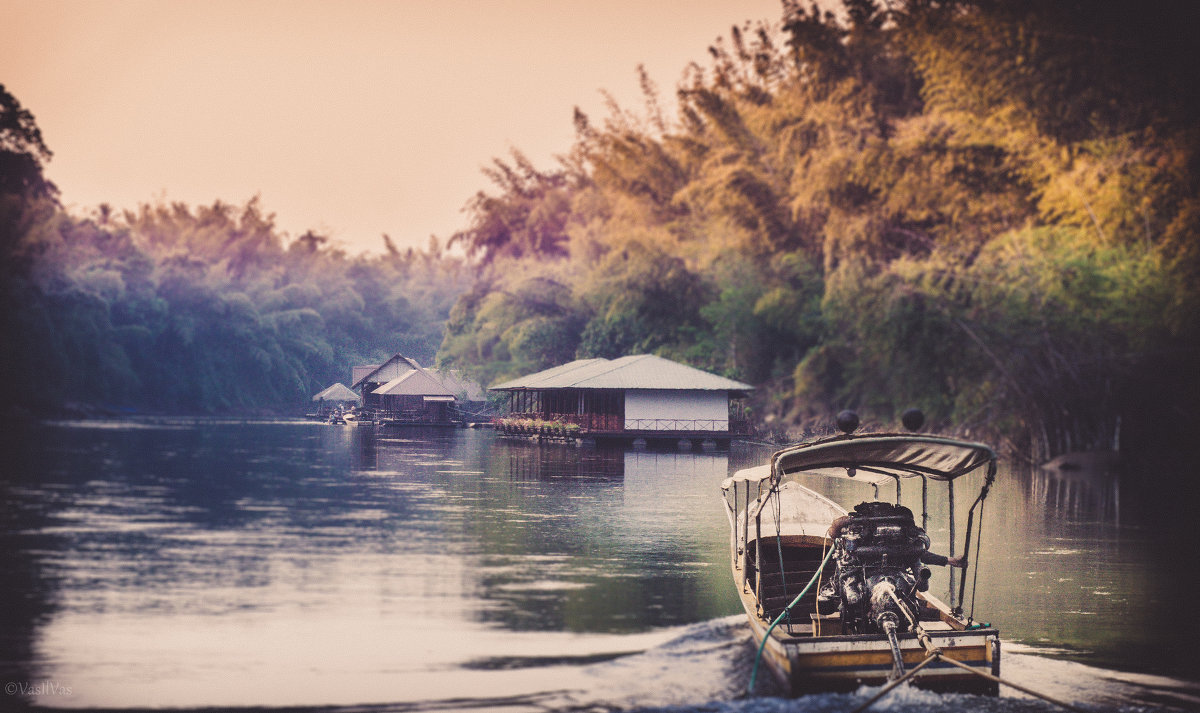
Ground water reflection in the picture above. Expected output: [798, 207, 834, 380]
[2, 422, 752, 707]
[2, 422, 1196, 709]
[382, 438, 737, 633]
[0, 421, 57, 696]
[1029, 457, 1121, 522]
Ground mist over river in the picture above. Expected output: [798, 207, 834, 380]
[1, 421, 1196, 712]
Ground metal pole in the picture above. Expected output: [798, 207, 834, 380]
[755, 481, 762, 608]
[948, 479, 956, 607]
[921, 476, 928, 532]
[743, 481, 749, 585]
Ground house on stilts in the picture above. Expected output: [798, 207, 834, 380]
[490, 354, 753, 446]
[351, 353, 458, 426]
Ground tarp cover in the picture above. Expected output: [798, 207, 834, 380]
[770, 434, 996, 485]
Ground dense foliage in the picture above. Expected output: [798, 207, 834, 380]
[1, 84, 468, 414]
[3, 0, 1198, 460]
[439, 0, 1200, 459]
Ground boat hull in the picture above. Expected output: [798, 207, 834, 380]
[746, 607, 1000, 695]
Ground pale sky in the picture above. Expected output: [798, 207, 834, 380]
[2, 0, 786, 255]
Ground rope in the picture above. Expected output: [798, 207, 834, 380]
[957, 463, 996, 613]
[934, 655, 1089, 713]
[746, 545, 834, 695]
[958, 506, 974, 611]
[969, 498, 985, 622]
[851, 646, 1090, 713]
[849, 653, 942, 713]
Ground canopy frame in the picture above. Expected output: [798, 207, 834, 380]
[770, 434, 998, 485]
[722, 433, 998, 620]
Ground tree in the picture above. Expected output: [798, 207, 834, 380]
[0, 84, 58, 200]
[449, 151, 577, 264]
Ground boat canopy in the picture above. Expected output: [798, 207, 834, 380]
[723, 434, 996, 490]
[773, 434, 996, 485]
[721, 464, 772, 489]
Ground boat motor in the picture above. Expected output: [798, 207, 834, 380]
[817, 501, 931, 636]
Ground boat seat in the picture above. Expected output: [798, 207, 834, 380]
[777, 623, 814, 637]
[810, 611, 842, 636]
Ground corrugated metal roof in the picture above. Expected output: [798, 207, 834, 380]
[312, 383, 361, 402]
[489, 354, 752, 392]
[490, 358, 607, 390]
[373, 369, 456, 397]
[351, 353, 422, 389]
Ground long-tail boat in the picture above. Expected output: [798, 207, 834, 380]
[721, 412, 1000, 695]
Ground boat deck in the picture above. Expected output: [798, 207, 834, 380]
[737, 534, 999, 695]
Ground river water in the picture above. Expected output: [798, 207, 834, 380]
[0, 420, 1196, 711]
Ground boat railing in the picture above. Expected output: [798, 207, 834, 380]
[722, 474, 774, 593]
[500, 414, 739, 434]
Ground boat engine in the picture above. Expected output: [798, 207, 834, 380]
[817, 501, 932, 635]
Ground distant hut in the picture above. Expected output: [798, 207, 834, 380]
[489, 354, 753, 444]
[351, 353, 457, 426]
[311, 382, 360, 418]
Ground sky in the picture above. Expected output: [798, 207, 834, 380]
[2, 0, 787, 255]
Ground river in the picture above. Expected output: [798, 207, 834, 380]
[0, 420, 1196, 711]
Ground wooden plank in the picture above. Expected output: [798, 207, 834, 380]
[792, 646, 991, 671]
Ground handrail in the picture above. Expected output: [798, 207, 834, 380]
[502, 415, 744, 433]
[624, 418, 728, 431]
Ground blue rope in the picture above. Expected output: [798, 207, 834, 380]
[747, 544, 835, 695]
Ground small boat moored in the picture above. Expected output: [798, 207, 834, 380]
[722, 412, 1000, 697]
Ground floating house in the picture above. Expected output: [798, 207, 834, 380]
[351, 353, 457, 425]
[490, 354, 753, 444]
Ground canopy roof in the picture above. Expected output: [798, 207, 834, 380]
[777, 434, 996, 484]
[490, 354, 752, 392]
[722, 434, 997, 489]
[312, 383, 360, 402]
